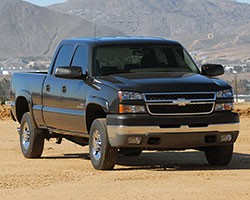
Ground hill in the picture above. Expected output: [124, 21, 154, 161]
[49, 0, 250, 36]
[0, 0, 124, 59]
[49, 0, 250, 61]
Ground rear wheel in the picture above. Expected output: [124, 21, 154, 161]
[205, 144, 233, 166]
[20, 112, 45, 158]
[89, 119, 117, 170]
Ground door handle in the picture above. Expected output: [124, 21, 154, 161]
[46, 84, 51, 92]
[62, 86, 67, 93]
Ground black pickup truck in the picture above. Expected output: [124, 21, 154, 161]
[10, 37, 239, 170]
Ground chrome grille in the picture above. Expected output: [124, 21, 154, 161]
[145, 92, 215, 102]
[144, 92, 215, 115]
[147, 103, 214, 115]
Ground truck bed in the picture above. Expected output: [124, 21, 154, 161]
[11, 72, 47, 122]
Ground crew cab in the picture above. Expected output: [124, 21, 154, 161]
[10, 37, 239, 170]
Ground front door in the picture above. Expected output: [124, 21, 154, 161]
[43, 44, 75, 130]
[59, 45, 88, 133]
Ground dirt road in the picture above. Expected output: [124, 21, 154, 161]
[1, 108, 250, 199]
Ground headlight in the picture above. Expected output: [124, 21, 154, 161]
[216, 89, 233, 98]
[118, 91, 144, 101]
[119, 105, 146, 113]
[215, 103, 234, 111]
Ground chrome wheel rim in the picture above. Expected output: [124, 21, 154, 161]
[21, 122, 30, 151]
[92, 129, 102, 161]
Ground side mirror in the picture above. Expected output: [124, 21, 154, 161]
[55, 66, 86, 79]
[201, 64, 224, 76]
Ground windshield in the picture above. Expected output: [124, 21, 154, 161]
[94, 45, 199, 76]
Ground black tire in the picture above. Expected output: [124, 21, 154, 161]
[205, 144, 234, 166]
[119, 148, 143, 157]
[89, 119, 117, 170]
[19, 112, 45, 158]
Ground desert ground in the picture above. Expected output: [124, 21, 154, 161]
[0, 104, 250, 200]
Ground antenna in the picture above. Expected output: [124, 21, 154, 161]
[95, 25, 97, 40]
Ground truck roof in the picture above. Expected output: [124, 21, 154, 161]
[62, 36, 181, 46]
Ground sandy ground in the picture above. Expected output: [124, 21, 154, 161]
[1, 105, 250, 199]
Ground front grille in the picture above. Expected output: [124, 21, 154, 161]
[145, 93, 215, 101]
[147, 103, 214, 115]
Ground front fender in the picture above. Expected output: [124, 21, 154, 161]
[86, 96, 109, 113]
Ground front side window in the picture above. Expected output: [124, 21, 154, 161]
[94, 45, 199, 76]
[52, 45, 74, 74]
[71, 46, 88, 73]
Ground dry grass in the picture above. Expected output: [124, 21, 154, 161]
[0, 105, 11, 120]
[234, 103, 250, 118]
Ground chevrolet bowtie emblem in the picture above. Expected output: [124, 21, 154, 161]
[173, 98, 191, 106]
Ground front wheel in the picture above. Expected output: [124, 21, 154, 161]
[19, 112, 45, 158]
[89, 119, 117, 170]
[205, 144, 234, 166]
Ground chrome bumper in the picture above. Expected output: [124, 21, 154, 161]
[107, 123, 239, 139]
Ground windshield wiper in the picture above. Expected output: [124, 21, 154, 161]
[99, 71, 131, 76]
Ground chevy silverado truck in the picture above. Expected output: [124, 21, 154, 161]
[10, 37, 239, 170]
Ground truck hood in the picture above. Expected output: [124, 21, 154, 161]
[98, 72, 231, 93]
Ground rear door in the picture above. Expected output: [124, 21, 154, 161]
[59, 45, 88, 133]
[43, 44, 75, 129]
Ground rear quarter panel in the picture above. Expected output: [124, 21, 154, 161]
[11, 73, 47, 126]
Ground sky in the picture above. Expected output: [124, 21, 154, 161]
[23, 0, 67, 6]
[24, 0, 250, 6]
[236, 0, 250, 3]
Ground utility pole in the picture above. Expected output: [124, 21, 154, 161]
[235, 75, 238, 103]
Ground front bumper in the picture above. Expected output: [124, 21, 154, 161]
[106, 112, 239, 149]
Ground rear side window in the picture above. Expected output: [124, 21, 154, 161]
[71, 46, 88, 73]
[53, 45, 74, 74]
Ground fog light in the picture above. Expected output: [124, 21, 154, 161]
[220, 134, 233, 142]
[128, 136, 142, 145]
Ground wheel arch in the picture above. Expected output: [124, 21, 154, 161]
[85, 96, 109, 133]
[15, 90, 35, 125]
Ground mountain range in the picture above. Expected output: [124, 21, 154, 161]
[0, 0, 123, 59]
[0, 0, 250, 62]
[48, 0, 250, 62]
[49, 0, 250, 36]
